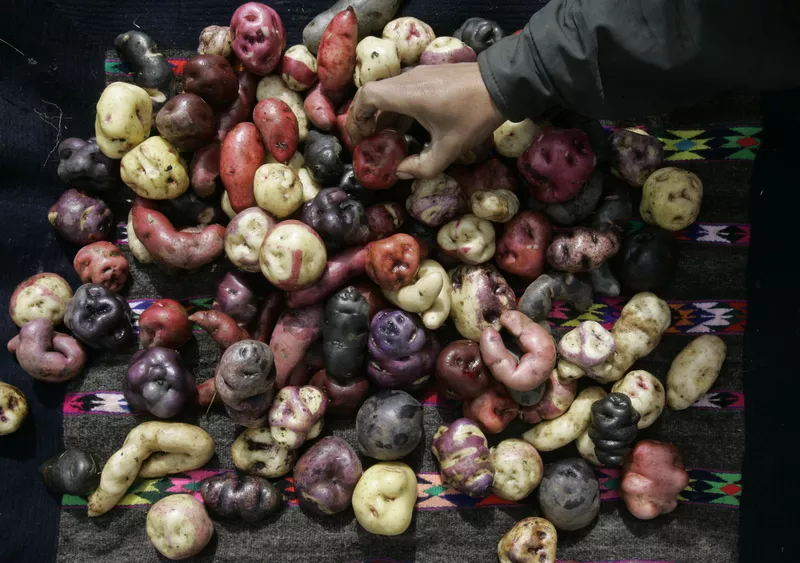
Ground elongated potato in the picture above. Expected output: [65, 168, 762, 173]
[522, 387, 606, 452]
[667, 335, 727, 410]
[256, 75, 309, 141]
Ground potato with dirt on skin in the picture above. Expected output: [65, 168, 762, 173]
[420, 36, 477, 65]
[232, 427, 296, 478]
[449, 264, 516, 341]
[253, 164, 304, 219]
[522, 386, 607, 452]
[547, 227, 620, 273]
[640, 167, 704, 231]
[432, 418, 494, 498]
[556, 320, 616, 382]
[497, 517, 557, 563]
[268, 385, 327, 450]
[254, 97, 299, 164]
[225, 207, 276, 272]
[120, 137, 189, 200]
[353, 462, 417, 536]
[0, 382, 28, 436]
[183, 54, 239, 109]
[610, 128, 665, 187]
[155, 94, 215, 151]
[667, 335, 727, 410]
[471, 189, 519, 223]
[138, 299, 192, 349]
[354, 36, 401, 87]
[230, 2, 286, 76]
[216, 340, 275, 428]
[259, 220, 327, 291]
[9, 273, 72, 328]
[383, 17, 435, 66]
[491, 439, 543, 501]
[407, 174, 467, 228]
[611, 370, 665, 429]
[357, 390, 423, 460]
[281, 45, 317, 91]
[73, 242, 128, 293]
[198, 25, 232, 58]
[366, 234, 421, 291]
[255, 75, 309, 141]
[438, 215, 496, 265]
[49, 189, 114, 246]
[94, 82, 152, 159]
[7, 318, 86, 383]
[493, 119, 541, 159]
[146, 494, 213, 560]
[495, 211, 552, 281]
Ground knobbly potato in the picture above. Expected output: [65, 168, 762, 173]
[497, 517, 557, 563]
[138, 299, 192, 349]
[432, 418, 494, 498]
[57, 137, 118, 192]
[546, 227, 620, 273]
[366, 234, 421, 291]
[259, 220, 327, 290]
[0, 382, 28, 436]
[9, 273, 72, 327]
[352, 462, 417, 536]
[201, 473, 282, 522]
[301, 188, 370, 251]
[589, 392, 640, 466]
[213, 271, 259, 327]
[537, 458, 600, 531]
[230, 2, 286, 75]
[495, 211, 552, 280]
[493, 119, 541, 158]
[7, 318, 86, 383]
[357, 390, 423, 460]
[354, 130, 408, 190]
[225, 207, 276, 272]
[125, 347, 195, 419]
[491, 439, 543, 501]
[294, 436, 362, 515]
[317, 7, 359, 91]
[367, 309, 438, 390]
[114, 30, 175, 109]
[255, 75, 309, 141]
[610, 129, 664, 187]
[198, 25, 232, 58]
[419, 36, 477, 65]
[519, 128, 596, 204]
[322, 286, 369, 381]
[253, 164, 304, 219]
[268, 385, 327, 450]
[303, 0, 404, 55]
[449, 158, 518, 199]
[463, 384, 519, 434]
[384, 259, 450, 329]
[471, 189, 519, 223]
[406, 174, 467, 227]
[522, 387, 607, 451]
[449, 264, 516, 341]
[519, 369, 578, 424]
[146, 494, 213, 560]
[620, 440, 689, 520]
[48, 189, 113, 245]
[611, 370, 666, 429]
[666, 335, 727, 410]
[215, 340, 275, 427]
[120, 137, 189, 200]
[455, 17, 505, 54]
[154, 94, 215, 151]
[607, 292, 672, 382]
[367, 202, 406, 240]
[94, 82, 152, 159]
[281, 45, 318, 91]
[382, 17, 435, 66]
[73, 242, 129, 292]
[232, 427, 296, 478]
[557, 321, 616, 382]
[437, 215, 495, 265]
[640, 167, 703, 231]
[65, 284, 133, 351]
[435, 340, 491, 400]
[354, 36, 401, 87]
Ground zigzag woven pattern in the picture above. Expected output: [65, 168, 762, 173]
[61, 468, 740, 510]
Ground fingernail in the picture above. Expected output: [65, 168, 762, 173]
[396, 173, 413, 180]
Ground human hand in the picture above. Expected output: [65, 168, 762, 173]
[345, 63, 504, 178]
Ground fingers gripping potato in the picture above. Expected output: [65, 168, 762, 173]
[497, 517, 557, 563]
[611, 370, 665, 429]
[232, 427, 296, 478]
[493, 119, 541, 159]
[640, 167, 703, 231]
[382, 17, 436, 66]
[7, 318, 86, 383]
[268, 385, 327, 450]
[146, 494, 213, 560]
[0, 382, 28, 436]
[88, 422, 214, 516]
[471, 189, 519, 223]
[94, 82, 152, 159]
[9, 273, 72, 327]
[120, 136, 189, 200]
[666, 335, 726, 410]
[253, 164, 304, 218]
[419, 36, 477, 65]
[354, 36, 401, 87]
[353, 462, 417, 536]
[522, 387, 607, 451]
[437, 215, 496, 265]
[259, 220, 328, 291]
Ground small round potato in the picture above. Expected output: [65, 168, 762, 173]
[352, 462, 417, 536]
[232, 427, 296, 478]
[259, 221, 327, 290]
[610, 370, 665, 429]
[354, 37, 401, 87]
[640, 167, 703, 231]
[225, 207, 276, 272]
[94, 82, 152, 159]
[120, 136, 189, 200]
[253, 164, 304, 219]
[437, 214, 496, 265]
[497, 517, 557, 563]
[419, 36, 477, 65]
[493, 119, 541, 158]
[667, 335, 727, 410]
[382, 17, 436, 66]
[407, 174, 467, 227]
[0, 382, 28, 436]
[146, 494, 213, 560]
[537, 458, 600, 531]
[155, 93, 215, 150]
[491, 439, 543, 501]
[9, 273, 72, 327]
[471, 189, 519, 223]
[255, 75, 309, 141]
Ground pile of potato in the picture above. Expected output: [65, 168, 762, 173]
[2, 1, 729, 561]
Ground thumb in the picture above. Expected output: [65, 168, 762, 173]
[396, 138, 460, 179]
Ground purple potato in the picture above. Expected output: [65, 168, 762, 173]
[356, 390, 423, 460]
[215, 340, 276, 427]
[267, 386, 327, 450]
[453, 17, 505, 54]
[114, 30, 175, 109]
[200, 473, 282, 522]
[155, 93, 216, 151]
[213, 271, 259, 328]
[123, 347, 195, 418]
[546, 227, 620, 273]
[610, 129, 665, 187]
[48, 189, 113, 246]
[431, 418, 494, 498]
[300, 188, 370, 251]
[537, 458, 600, 530]
[64, 284, 132, 350]
[367, 309, 439, 390]
[406, 175, 467, 228]
[57, 137, 118, 192]
[39, 448, 100, 496]
[617, 226, 678, 292]
[293, 436, 362, 515]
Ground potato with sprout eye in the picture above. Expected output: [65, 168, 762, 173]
[293, 436, 363, 516]
[382, 17, 435, 66]
[519, 128, 596, 204]
[354, 130, 408, 190]
[367, 202, 406, 240]
[352, 461, 416, 536]
[73, 242, 128, 293]
[611, 370, 665, 429]
[463, 384, 519, 434]
[49, 189, 113, 246]
[547, 227, 620, 273]
[259, 221, 327, 291]
[94, 82, 152, 159]
[232, 427, 296, 478]
[640, 167, 703, 231]
[124, 348, 196, 419]
[556, 321, 616, 382]
[495, 211, 552, 281]
[253, 164, 304, 219]
[367, 309, 439, 390]
[322, 286, 370, 382]
[491, 439, 543, 501]
[301, 188, 370, 251]
[9, 273, 72, 328]
[435, 340, 491, 401]
[449, 264, 516, 341]
[304, 131, 344, 186]
[216, 340, 276, 428]
[225, 207, 276, 272]
[437, 215, 495, 265]
[471, 189, 519, 223]
[230, 2, 286, 76]
[384, 259, 450, 329]
[268, 385, 326, 450]
[57, 137, 118, 192]
[120, 137, 189, 200]
[64, 284, 133, 351]
[366, 234, 421, 291]
[498, 517, 557, 563]
[354, 36, 401, 87]
[406, 174, 467, 228]
[0, 382, 28, 436]
[146, 494, 213, 560]
[621, 440, 689, 520]
[139, 299, 192, 349]
[198, 25, 232, 58]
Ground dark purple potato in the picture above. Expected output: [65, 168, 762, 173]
[300, 188, 370, 251]
[64, 284, 132, 350]
[213, 271, 259, 327]
[507, 384, 545, 407]
[537, 458, 600, 531]
[453, 17, 505, 54]
[616, 226, 678, 292]
[590, 178, 633, 234]
[304, 131, 343, 186]
[114, 30, 175, 109]
[322, 286, 369, 382]
[310, 370, 370, 418]
[367, 309, 439, 390]
[200, 473, 282, 522]
[435, 340, 491, 401]
[155, 93, 215, 151]
[215, 339, 276, 428]
[183, 54, 239, 109]
[123, 347, 196, 418]
[610, 129, 665, 187]
[40, 449, 100, 496]
[48, 189, 113, 246]
[589, 392, 640, 467]
[339, 164, 377, 206]
[57, 137, 118, 192]
[293, 436, 362, 516]
[356, 390, 423, 460]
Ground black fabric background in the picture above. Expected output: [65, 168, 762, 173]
[0, 1, 795, 561]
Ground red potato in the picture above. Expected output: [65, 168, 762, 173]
[519, 128, 596, 204]
[310, 369, 370, 418]
[495, 211, 553, 280]
[269, 305, 324, 388]
[139, 299, 192, 349]
[131, 197, 225, 270]
[317, 7, 359, 92]
[252, 292, 285, 342]
[366, 202, 406, 240]
[303, 83, 337, 132]
[449, 158, 518, 199]
[221, 122, 265, 213]
[366, 234, 421, 291]
[464, 384, 520, 434]
[214, 70, 259, 141]
[196, 378, 222, 407]
[353, 130, 408, 190]
[620, 440, 690, 520]
[352, 281, 389, 320]
[7, 318, 86, 383]
[281, 45, 318, 91]
[285, 245, 368, 308]
[253, 98, 299, 164]
[519, 370, 578, 424]
[435, 340, 491, 401]
[73, 241, 129, 293]
[336, 99, 356, 153]
[230, 2, 287, 76]
[190, 143, 222, 198]
[189, 310, 250, 350]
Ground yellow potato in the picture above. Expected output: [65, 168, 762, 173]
[522, 387, 607, 451]
[95, 82, 152, 159]
[352, 462, 416, 536]
[253, 164, 304, 219]
[611, 370, 665, 428]
[354, 37, 401, 87]
[640, 167, 703, 231]
[120, 137, 189, 200]
[667, 335, 727, 410]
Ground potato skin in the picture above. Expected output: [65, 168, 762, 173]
[432, 418, 494, 498]
[617, 226, 678, 292]
[124, 347, 195, 419]
[463, 384, 519, 434]
[146, 494, 213, 560]
[216, 339, 275, 427]
[366, 234, 421, 291]
[72, 242, 128, 293]
[323, 286, 369, 381]
[491, 439, 543, 502]
[497, 517, 557, 563]
[213, 271, 260, 327]
[269, 304, 325, 388]
[9, 274, 72, 328]
[200, 473, 282, 522]
[300, 188, 370, 251]
[293, 436, 362, 515]
[547, 227, 620, 273]
[253, 98, 299, 164]
[94, 82, 152, 159]
[183, 54, 239, 109]
[406, 174, 467, 227]
[0, 382, 28, 436]
[382, 17, 435, 66]
[225, 207, 276, 272]
[448, 158, 518, 199]
[493, 119, 540, 159]
[435, 340, 491, 400]
[354, 36, 401, 87]
[449, 264, 516, 341]
[214, 70, 259, 142]
[496, 211, 552, 280]
[537, 458, 600, 531]
[611, 370, 665, 429]
[454, 17, 505, 54]
[64, 283, 133, 351]
[519, 128, 596, 204]
[114, 30, 175, 109]
[356, 390, 423, 460]
[281, 44, 318, 91]
[39, 449, 100, 496]
[640, 167, 703, 231]
[304, 131, 344, 186]
[419, 37, 477, 65]
[610, 129, 664, 187]
[232, 427, 296, 479]
[367, 309, 439, 390]
[285, 245, 369, 308]
[310, 369, 370, 418]
[620, 440, 689, 520]
[354, 130, 408, 190]
[190, 143, 222, 198]
[667, 335, 726, 410]
[253, 164, 304, 219]
[121, 136, 190, 200]
[48, 189, 113, 246]
[317, 7, 359, 92]
[7, 318, 86, 383]
[221, 122, 266, 213]
[255, 75, 309, 142]
[198, 25, 232, 58]
[155, 94, 215, 151]
[230, 2, 286, 76]
[57, 137, 118, 192]
[522, 387, 607, 452]
[190, 310, 250, 351]
[259, 220, 328, 291]
[304, 82, 337, 131]
[138, 299, 192, 349]
[303, 0, 404, 55]
[437, 214, 496, 265]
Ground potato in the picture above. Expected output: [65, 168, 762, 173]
[455, 17, 505, 54]
[352, 462, 416, 535]
[537, 458, 599, 531]
[188, 143, 221, 198]
[354, 36, 401, 87]
[435, 340, 491, 400]
[301, 188, 370, 250]
[304, 0, 403, 55]
[224, 208, 275, 272]
[113, 30, 175, 109]
[230, 2, 286, 75]
[543, 170, 604, 226]
[298, 168, 321, 202]
[471, 189, 519, 223]
[281, 44, 317, 91]
[495, 211, 552, 280]
[557, 321, 616, 382]
[382, 17, 435, 66]
[367, 309, 438, 390]
[213, 271, 259, 327]
[232, 427, 296, 478]
[48, 189, 113, 246]
[65, 284, 133, 351]
[305, 130, 344, 185]
[0, 382, 28, 436]
[94, 82, 152, 159]
[497, 517, 557, 563]
[259, 220, 327, 290]
[9, 273, 72, 327]
[317, 7, 359, 91]
[303, 83, 337, 131]
[216, 340, 275, 427]
[666, 335, 726, 410]
[588, 392, 640, 466]
[214, 70, 259, 141]
[255, 75, 309, 141]
[125, 347, 195, 419]
[357, 390, 423, 460]
[154, 94, 215, 151]
[407, 174, 467, 227]
[463, 384, 519, 434]
[253, 164, 304, 219]
[620, 440, 689, 520]
[40, 448, 100, 496]
[519, 128, 596, 204]
[437, 215, 495, 265]
[322, 286, 369, 381]
[518, 272, 593, 322]
[285, 245, 368, 308]
[490, 439, 543, 501]
[546, 226, 620, 273]
[190, 309, 250, 351]
[294, 436, 362, 515]
[449, 264, 516, 341]
[127, 210, 154, 263]
[607, 292, 672, 382]
[197, 25, 232, 58]
[493, 119, 541, 158]
[57, 137, 118, 192]
[366, 234, 421, 291]
[575, 430, 602, 466]
[367, 202, 406, 240]
[7, 318, 86, 383]
[269, 305, 324, 388]
[183, 54, 238, 109]
[522, 387, 607, 451]
[610, 129, 664, 187]
[310, 369, 370, 418]
[383, 259, 450, 329]
[254, 98, 299, 164]
[519, 369, 578, 424]
[221, 191, 236, 218]
[268, 385, 327, 450]
[432, 418, 494, 498]
[119, 136, 188, 200]
[220, 123, 265, 212]
[419, 36, 477, 65]
[640, 167, 703, 231]
[611, 370, 665, 429]
[618, 226, 679, 292]
[138, 299, 192, 349]
[146, 494, 213, 560]
[201, 473, 281, 522]
[73, 242, 129, 293]
[354, 130, 408, 190]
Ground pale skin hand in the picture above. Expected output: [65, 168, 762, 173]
[346, 63, 505, 179]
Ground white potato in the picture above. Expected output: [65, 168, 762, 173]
[611, 370, 666, 429]
[640, 167, 703, 231]
[10, 273, 73, 327]
[120, 136, 189, 200]
[146, 494, 213, 560]
[221, 191, 236, 219]
[232, 427, 296, 478]
[383, 17, 436, 66]
[575, 430, 602, 466]
[0, 382, 28, 436]
[413, 260, 451, 329]
[127, 210, 154, 264]
[354, 37, 401, 87]
[256, 75, 309, 141]
[667, 335, 727, 410]
[95, 81, 152, 159]
[259, 221, 327, 290]
[267, 150, 305, 170]
[491, 439, 543, 501]
[352, 462, 416, 536]
[493, 119, 541, 158]
[383, 258, 444, 313]
[253, 163, 304, 219]
[225, 207, 276, 272]
[281, 45, 317, 91]
[497, 517, 557, 563]
[471, 189, 520, 223]
[522, 387, 607, 451]
[297, 168, 321, 202]
[437, 214, 496, 264]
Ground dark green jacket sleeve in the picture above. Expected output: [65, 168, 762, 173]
[479, 0, 800, 121]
